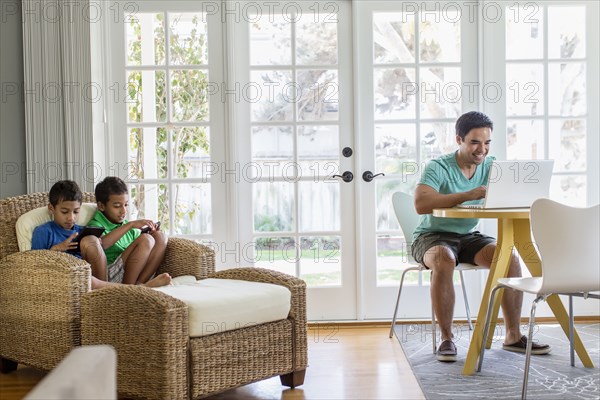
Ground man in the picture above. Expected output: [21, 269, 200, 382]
[412, 111, 551, 362]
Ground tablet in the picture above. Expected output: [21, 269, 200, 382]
[74, 226, 105, 243]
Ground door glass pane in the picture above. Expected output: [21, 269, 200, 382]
[173, 183, 211, 235]
[377, 235, 411, 285]
[129, 183, 165, 226]
[172, 127, 210, 179]
[505, 5, 543, 60]
[506, 63, 544, 116]
[375, 124, 417, 174]
[420, 122, 456, 162]
[298, 181, 340, 231]
[419, 11, 460, 62]
[549, 119, 586, 173]
[250, 70, 294, 122]
[550, 175, 586, 207]
[254, 237, 296, 275]
[128, 127, 167, 180]
[296, 15, 338, 65]
[171, 70, 209, 121]
[126, 13, 165, 66]
[373, 13, 415, 63]
[548, 63, 586, 116]
[548, 6, 585, 59]
[298, 125, 339, 176]
[253, 182, 294, 232]
[300, 236, 341, 286]
[126, 71, 166, 123]
[507, 119, 545, 160]
[169, 13, 208, 65]
[419, 67, 461, 119]
[252, 126, 293, 177]
[250, 16, 291, 65]
[374, 68, 416, 120]
[296, 70, 339, 121]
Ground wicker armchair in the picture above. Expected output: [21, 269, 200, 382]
[0, 192, 308, 399]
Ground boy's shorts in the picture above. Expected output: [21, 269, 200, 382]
[108, 256, 125, 283]
[411, 231, 495, 267]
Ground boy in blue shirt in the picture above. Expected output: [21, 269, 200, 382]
[32, 180, 170, 289]
[412, 111, 550, 362]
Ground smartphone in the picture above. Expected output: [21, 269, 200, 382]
[140, 221, 161, 234]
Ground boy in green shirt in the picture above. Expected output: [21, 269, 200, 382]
[412, 111, 550, 362]
[89, 176, 170, 286]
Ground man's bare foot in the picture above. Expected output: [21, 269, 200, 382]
[143, 273, 172, 288]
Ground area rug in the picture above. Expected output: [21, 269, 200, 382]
[394, 323, 600, 399]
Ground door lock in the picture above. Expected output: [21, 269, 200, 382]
[332, 171, 354, 183]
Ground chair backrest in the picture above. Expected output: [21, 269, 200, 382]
[531, 198, 600, 294]
[0, 192, 96, 260]
[391, 192, 419, 263]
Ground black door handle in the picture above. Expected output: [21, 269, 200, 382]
[362, 171, 385, 182]
[332, 171, 354, 183]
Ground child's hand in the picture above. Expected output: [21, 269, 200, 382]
[51, 232, 78, 252]
[132, 219, 159, 233]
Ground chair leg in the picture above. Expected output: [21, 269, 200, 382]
[0, 357, 18, 374]
[459, 270, 473, 330]
[522, 296, 544, 400]
[280, 369, 306, 388]
[477, 285, 503, 372]
[431, 299, 437, 354]
[389, 268, 417, 338]
[569, 295, 575, 367]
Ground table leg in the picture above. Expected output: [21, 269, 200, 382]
[463, 219, 514, 375]
[514, 219, 594, 368]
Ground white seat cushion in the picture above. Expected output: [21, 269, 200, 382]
[153, 277, 292, 338]
[16, 203, 98, 251]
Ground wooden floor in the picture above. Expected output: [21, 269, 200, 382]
[0, 326, 424, 400]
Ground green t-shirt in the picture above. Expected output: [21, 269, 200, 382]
[88, 210, 140, 265]
[413, 152, 495, 239]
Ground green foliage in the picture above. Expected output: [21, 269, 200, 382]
[127, 14, 210, 232]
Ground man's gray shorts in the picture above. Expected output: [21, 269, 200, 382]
[411, 231, 495, 268]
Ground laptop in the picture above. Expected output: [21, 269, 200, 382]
[457, 160, 554, 209]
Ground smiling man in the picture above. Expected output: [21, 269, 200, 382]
[411, 111, 551, 362]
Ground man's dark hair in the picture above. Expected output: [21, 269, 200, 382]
[455, 111, 494, 140]
[95, 176, 128, 204]
[49, 180, 83, 206]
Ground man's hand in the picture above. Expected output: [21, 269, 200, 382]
[50, 232, 78, 252]
[467, 185, 487, 201]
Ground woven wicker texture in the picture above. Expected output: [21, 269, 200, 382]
[189, 319, 293, 398]
[81, 286, 189, 400]
[0, 192, 95, 371]
[2, 192, 308, 399]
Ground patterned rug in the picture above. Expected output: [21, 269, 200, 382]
[394, 323, 600, 399]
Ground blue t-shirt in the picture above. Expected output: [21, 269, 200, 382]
[31, 221, 84, 258]
[413, 153, 495, 239]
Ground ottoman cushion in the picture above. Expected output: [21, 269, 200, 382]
[153, 277, 291, 338]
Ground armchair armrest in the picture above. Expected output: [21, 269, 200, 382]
[157, 238, 215, 279]
[209, 268, 308, 370]
[81, 286, 189, 400]
[0, 250, 91, 370]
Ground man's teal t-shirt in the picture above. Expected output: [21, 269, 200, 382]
[413, 153, 495, 240]
[88, 210, 140, 265]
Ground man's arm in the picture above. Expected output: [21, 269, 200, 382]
[414, 184, 486, 215]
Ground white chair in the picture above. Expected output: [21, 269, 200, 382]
[388, 192, 479, 353]
[477, 199, 600, 399]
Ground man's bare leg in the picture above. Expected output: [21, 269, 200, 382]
[423, 245, 458, 341]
